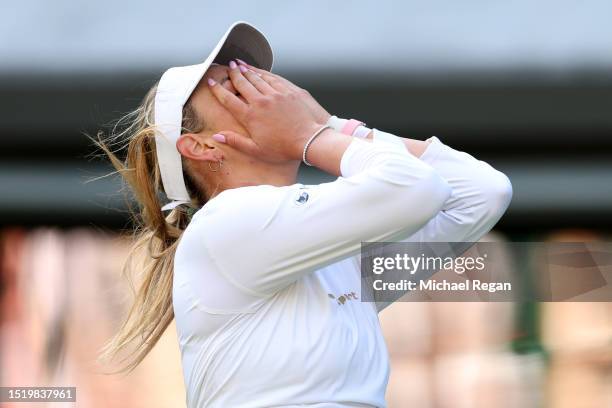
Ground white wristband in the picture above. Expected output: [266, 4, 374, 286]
[353, 126, 371, 138]
[326, 115, 348, 132]
[326, 115, 371, 138]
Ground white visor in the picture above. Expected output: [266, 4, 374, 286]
[154, 21, 273, 211]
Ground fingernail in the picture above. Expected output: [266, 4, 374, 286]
[235, 58, 248, 66]
[211, 133, 226, 143]
[239, 64, 248, 73]
[229, 60, 237, 69]
[207, 78, 216, 86]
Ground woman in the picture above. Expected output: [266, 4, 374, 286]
[100, 22, 512, 408]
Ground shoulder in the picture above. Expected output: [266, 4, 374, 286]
[187, 184, 307, 233]
[176, 185, 285, 268]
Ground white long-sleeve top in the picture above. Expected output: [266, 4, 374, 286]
[172, 130, 512, 408]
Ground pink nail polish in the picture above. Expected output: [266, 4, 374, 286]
[229, 60, 237, 69]
[239, 64, 248, 73]
[235, 58, 248, 66]
[212, 133, 226, 143]
[207, 78, 216, 86]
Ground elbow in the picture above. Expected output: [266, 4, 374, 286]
[480, 170, 513, 221]
[376, 157, 451, 230]
[426, 167, 453, 212]
[409, 166, 452, 222]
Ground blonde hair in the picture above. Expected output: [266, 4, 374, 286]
[95, 82, 206, 373]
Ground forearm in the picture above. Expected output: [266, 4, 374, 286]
[363, 130, 430, 158]
[305, 128, 371, 176]
[326, 116, 430, 158]
[371, 128, 512, 242]
[301, 126, 430, 179]
[327, 116, 511, 240]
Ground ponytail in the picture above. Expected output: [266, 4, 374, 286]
[95, 82, 204, 372]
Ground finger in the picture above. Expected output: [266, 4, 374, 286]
[207, 78, 248, 120]
[228, 60, 261, 102]
[236, 60, 299, 92]
[212, 130, 260, 156]
[241, 66, 276, 95]
[235, 61, 285, 92]
[253, 70, 286, 92]
[235, 59, 270, 76]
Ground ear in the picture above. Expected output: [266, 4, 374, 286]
[176, 133, 222, 162]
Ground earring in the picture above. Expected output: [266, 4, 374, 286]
[208, 160, 223, 172]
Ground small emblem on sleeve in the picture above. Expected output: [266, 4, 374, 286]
[294, 189, 309, 205]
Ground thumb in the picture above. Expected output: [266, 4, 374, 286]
[212, 131, 259, 156]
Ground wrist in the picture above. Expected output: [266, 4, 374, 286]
[326, 115, 349, 132]
[326, 115, 369, 138]
[292, 122, 326, 161]
[301, 127, 353, 176]
[301, 125, 334, 166]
